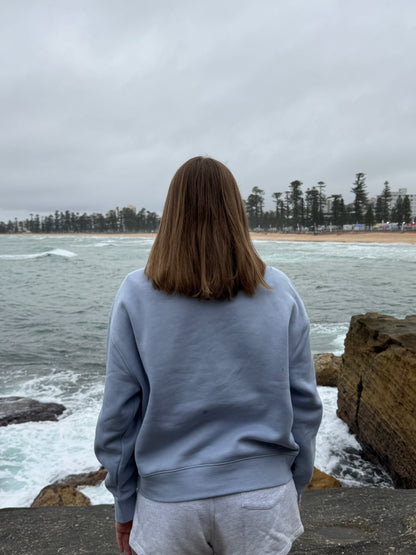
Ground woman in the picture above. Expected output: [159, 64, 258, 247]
[95, 156, 322, 555]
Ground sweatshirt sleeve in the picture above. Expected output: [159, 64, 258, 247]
[288, 291, 323, 502]
[94, 291, 143, 523]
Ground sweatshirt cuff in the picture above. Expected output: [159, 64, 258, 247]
[115, 493, 137, 523]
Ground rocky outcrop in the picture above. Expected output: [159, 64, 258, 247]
[307, 467, 342, 490]
[4, 489, 416, 554]
[314, 353, 341, 386]
[31, 467, 107, 507]
[0, 396, 66, 426]
[31, 485, 91, 507]
[53, 467, 107, 489]
[337, 313, 416, 488]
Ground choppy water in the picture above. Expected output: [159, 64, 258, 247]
[1, 235, 415, 508]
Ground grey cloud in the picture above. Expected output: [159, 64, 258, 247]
[1, 0, 415, 221]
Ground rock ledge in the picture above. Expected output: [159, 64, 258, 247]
[0, 396, 66, 426]
[1, 488, 415, 554]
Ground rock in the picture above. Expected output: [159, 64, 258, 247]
[337, 313, 416, 488]
[54, 467, 107, 488]
[0, 396, 66, 426]
[314, 353, 341, 386]
[293, 488, 416, 553]
[31, 467, 107, 507]
[2, 488, 415, 554]
[31, 485, 91, 507]
[306, 467, 342, 490]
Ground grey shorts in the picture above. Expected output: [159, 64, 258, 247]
[129, 479, 303, 555]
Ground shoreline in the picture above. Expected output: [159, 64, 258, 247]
[4, 231, 416, 244]
[250, 231, 416, 244]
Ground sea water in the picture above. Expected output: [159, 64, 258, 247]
[1, 235, 415, 508]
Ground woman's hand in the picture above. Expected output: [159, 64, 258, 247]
[115, 520, 133, 554]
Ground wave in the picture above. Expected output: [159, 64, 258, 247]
[0, 249, 77, 260]
[316, 387, 393, 488]
[310, 322, 349, 356]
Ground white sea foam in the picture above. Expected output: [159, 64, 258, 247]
[80, 481, 113, 505]
[0, 248, 77, 259]
[310, 323, 349, 356]
[316, 387, 393, 488]
[0, 370, 106, 509]
[94, 241, 115, 247]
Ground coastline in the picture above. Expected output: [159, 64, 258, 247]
[5, 231, 416, 244]
[250, 231, 416, 244]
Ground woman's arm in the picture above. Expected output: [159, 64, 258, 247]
[288, 294, 323, 502]
[95, 292, 143, 523]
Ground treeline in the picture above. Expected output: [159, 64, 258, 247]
[0, 206, 160, 234]
[245, 173, 413, 230]
[1, 173, 413, 234]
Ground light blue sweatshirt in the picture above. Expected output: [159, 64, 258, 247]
[94, 266, 322, 523]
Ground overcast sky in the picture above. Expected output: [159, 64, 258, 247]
[1, 0, 415, 221]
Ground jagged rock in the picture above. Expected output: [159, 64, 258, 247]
[307, 467, 342, 490]
[31, 467, 107, 507]
[337, 313, 416, 488]
[31, 485, 91, 507]
[0, 396, 66, 426]
[54, 467, 107, 488]
[314, 353, 341, 386]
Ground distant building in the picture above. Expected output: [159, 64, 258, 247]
[389, 188, 416, 221]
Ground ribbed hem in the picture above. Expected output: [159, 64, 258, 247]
[139, 453, 296, 502]
[115, 495, 136, 523]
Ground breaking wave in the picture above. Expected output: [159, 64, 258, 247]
[0, 249, 77, 260]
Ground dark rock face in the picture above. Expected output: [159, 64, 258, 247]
[0, 396, 66, 426]
[337, 313, 416, 488]
[314, 353, 341, 386]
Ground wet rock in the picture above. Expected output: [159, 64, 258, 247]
[314, 353, 341, 386]
[0, 396, 66, 426]
[31, 467, 107, 507]
[306, 467, 342, 490]
[54, 467, 107, 488]
[31, 485, 91, 507]
[337, 313, 416, 488]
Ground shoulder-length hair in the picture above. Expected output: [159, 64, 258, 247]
[145, 156, 270, 300]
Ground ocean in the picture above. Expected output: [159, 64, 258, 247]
[1, 234, 415, 508]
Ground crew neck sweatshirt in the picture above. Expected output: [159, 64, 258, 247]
[94, 266, 322, 523]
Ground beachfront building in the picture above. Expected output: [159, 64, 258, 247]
[389, 188, 416, 221]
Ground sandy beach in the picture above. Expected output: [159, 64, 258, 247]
[61, 231, 416, 244]
[249, 231, 416, 244]
[12, 231, 416, 244]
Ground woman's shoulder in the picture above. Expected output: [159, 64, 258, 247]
[264, 266, 294, 289]
[116, 268, 151, 298]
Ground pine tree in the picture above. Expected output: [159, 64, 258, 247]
[375, 196, 384, 222]
[380, 181, 392, 222]
[289, 180, 303, 229]
[351, 172, 368, 223]
[331, 194, 346, 227]
[365, 204, 375, 228]
[402, 195, 411, 223]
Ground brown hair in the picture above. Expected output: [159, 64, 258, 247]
[145, 156, 270, 300]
